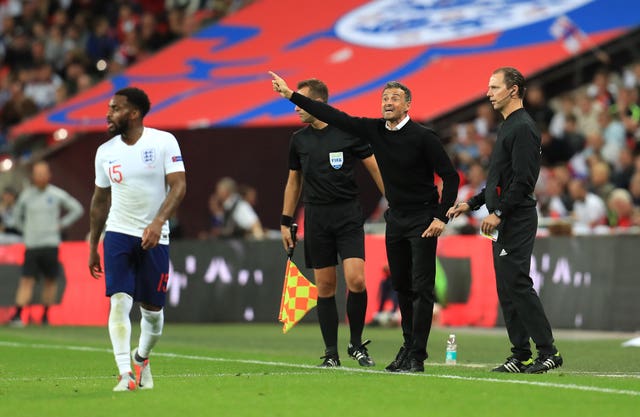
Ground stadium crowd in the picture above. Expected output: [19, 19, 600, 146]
[1, 1, 640, 240]
[446, 61, 640, 236]
[0, 0, 252, 153]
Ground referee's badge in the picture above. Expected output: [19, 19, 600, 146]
[329, 152, 344, 169]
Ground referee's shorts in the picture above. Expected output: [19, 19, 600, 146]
[303, 199, 365, 269]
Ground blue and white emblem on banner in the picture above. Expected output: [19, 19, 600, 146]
[334, 0, 592, 49]
[329, 152, 344, 169]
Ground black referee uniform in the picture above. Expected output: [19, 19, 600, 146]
[467, 108, 558, 361]
[289, 92, 459, 366]
[289, 124, 371, 268]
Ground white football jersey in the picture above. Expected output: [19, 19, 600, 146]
[95, 127, 185, 244]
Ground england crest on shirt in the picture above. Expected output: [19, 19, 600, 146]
[141, 148, 156, 165]
[329, 152, 344, 169]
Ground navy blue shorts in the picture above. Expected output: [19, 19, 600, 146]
[103, 231, 169, 307]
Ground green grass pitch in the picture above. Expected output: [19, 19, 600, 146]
[1, 324, 639, 417]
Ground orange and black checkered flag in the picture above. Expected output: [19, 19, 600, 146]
[278, 223, 318, 333]
[278, 259, 318, 333]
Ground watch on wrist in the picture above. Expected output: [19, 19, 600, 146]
[493, 209, 503, 219]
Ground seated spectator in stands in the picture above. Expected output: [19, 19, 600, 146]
[370, 265, 400, 327]
[568, 178, 607, 234]
[539, 175, 572, 220]
[540, 124, 572, 167]
[85, 16, 118, 67]
[138, 11, 170, 52]
[44, 24, 66, 72]
[559, 113, 585, 157]
[448, 161, 488, 234]
[198, 189, 225, 239]
[574, 92, 602, 137]
[611, 87, 640, 144]
[549, 93, 575, 138]
[587, 67, 617, 109]
[598, 108, 626, 167]
[525, 82, 554, 127]
[24, 62, 63, 110]
[4, 25, 33, 71]
[622, 61, 640, 89]
[214, 177, 264, 239]
[606, 188, 636, 229]
[239, 183, 258, 208]
[589, 160, 616, 202]
[473, 102, 498, 138]
[629, 172, 640, 206]
[612, 147, 635, 189]
[0, 78, 38, 132]
[476, 136, 494, 171]
[449, 123, 480, 172]
[0, 186, 21, 243]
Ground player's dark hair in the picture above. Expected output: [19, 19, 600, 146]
[493, 67, 526, 98]
[115, 87, 151, 117]
[383, 81, 412, 103]
[297, 79, 329, 103]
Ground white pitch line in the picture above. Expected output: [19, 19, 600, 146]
[1, 372, 320, 382]
[1, 341, 639, 397]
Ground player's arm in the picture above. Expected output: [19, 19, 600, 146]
[361, 154, 385, 196]
[88, 185, 110, 279]
[281, 170, 302, 252]
[141, 171, 186, 250]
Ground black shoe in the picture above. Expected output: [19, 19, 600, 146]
[318, 353, 341, 368]
[347, 339, 375, 367]
[491, 356, 533, 373]
[406, 357, 424, 373]
[524, 352, 563, 374]
[385, 345, 409, 372]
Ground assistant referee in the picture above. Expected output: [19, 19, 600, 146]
[281, 78, 384, 368]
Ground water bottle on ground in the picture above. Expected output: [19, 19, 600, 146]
[445, 334, 457, 365]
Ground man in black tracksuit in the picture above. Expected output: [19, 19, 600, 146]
[271, 71, 460, 373]
[281, 79, 384, 368]
[448, 67, 563, 374]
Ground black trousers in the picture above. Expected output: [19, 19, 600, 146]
[384, 207, 437, 361]
[493, 206, 556, 359]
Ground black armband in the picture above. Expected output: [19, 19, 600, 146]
[281, 215, 293, 227]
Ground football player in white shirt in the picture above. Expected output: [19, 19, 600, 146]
[88, 87, 186, 392]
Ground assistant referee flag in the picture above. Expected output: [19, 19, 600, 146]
[278, 259, 318, 333]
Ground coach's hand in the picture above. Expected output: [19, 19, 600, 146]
[281, 225, 296, 253]
[269, 71, 293, 99]
[446, 202, 470, 219]
[422, 218, 445, 238]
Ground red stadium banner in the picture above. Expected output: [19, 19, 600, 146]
[9, 0, 637, 140]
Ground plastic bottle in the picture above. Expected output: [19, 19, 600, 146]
[445, 334, 457, 365]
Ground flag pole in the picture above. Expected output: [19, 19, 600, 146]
[279, 223, 298, 320]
